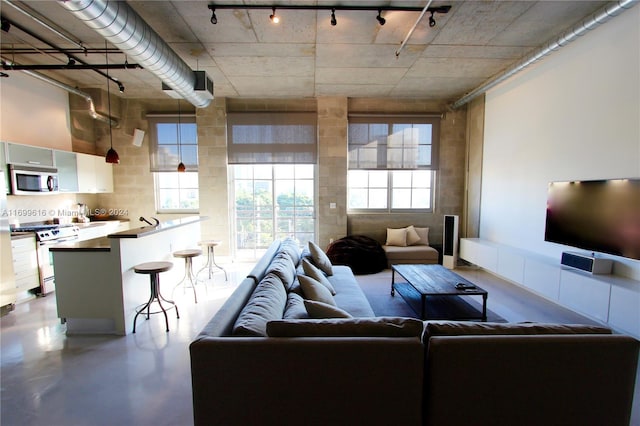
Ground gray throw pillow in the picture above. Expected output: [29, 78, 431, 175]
[298, 274, 336, 306]
[301, 258, 336, 295]
[308, 241, 333, 276]
[304, 300, 352, 319]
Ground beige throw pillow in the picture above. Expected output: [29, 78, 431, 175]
[406, 225, 421, 246]
[386, 228, 407, 246]
[298, 275, 336, 306]
[304, 300, 352, 319]
[413, 227, 430, 245]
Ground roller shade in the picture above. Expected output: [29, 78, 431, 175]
[348, 115, 440, 170]
[148, 115, 198, 172]
[227, 112, 317, 164]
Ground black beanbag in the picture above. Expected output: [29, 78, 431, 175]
[326, 235, 387, 275]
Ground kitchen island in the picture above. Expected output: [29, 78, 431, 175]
[51, 216, 205, 335]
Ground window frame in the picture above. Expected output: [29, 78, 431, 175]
[347, 114, 440, 214]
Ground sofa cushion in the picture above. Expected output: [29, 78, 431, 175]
[386, 227, 407, 246]
[299, 274, 336, 306]
[304, 300, 352, 319]
[266, 253, 296, 291]
[406, 225, 422, 245]
[301, 258, 336, 295]
[283, 292, 308, 320]
[383, 245, 439, 262]
[328, 265, 376, 317]
[423, 321, 612, 340]
[279, 237, 301, 266]
[266, 317, 424, 338]
[308, 241, 333, 276]
[232, 273, 287, 337]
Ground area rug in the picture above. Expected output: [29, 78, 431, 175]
[355, 269, 507, 322]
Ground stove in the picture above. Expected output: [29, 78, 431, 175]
[11, 223, 79, 295]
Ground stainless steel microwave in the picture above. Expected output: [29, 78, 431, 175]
[9, 164, 59, 195]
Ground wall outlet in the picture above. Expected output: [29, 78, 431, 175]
[329, 202, 336, 209]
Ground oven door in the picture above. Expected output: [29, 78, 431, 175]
[36, 236, 77, 295]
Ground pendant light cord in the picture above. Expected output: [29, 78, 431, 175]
[105, 41, 113, 149]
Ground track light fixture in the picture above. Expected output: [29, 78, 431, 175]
[376, 9, 386, 25]
[210, 8, 218, 24]
[270, 7, 280, 24]
[429, 11, 436, 27]
[330, 8, 337, 26]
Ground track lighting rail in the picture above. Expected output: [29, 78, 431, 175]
[1, 63, 142, 71]
[208, 4, 451, 13]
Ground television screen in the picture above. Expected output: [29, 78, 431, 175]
[544, 179, 640, 261]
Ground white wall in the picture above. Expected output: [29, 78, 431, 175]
[482, 6, 640, 280]
[0, 72, 72, 150]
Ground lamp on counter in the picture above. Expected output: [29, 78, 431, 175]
[176, 99, 185, 172]
[104, 41, 119, 164]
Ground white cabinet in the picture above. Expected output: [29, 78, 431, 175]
[11, 235, 40, 293]
[54, 150, 79, 192]
[6, 143, 55, 168]
[77, 153, 113, 193]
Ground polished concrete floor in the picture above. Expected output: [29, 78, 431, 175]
[1, 263, 638, 426]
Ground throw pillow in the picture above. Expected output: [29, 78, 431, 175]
[308, 241, 333, 276]
[298, 274, 336, 306]
[267, 317, 425, 338]
[301, 258, 336, 295]
[413, 227, 430, 245]
[406, 225, 421, 246]
[303, 300, 352, 319]
[232, 273, 287, 337]
[386, 228, 407, 247]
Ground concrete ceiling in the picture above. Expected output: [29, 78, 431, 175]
[0, 1, 610, 104]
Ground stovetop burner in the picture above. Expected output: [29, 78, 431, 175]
[11, 223, 79, 242]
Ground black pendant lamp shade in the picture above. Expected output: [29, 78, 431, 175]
[177, 99, 185, 172]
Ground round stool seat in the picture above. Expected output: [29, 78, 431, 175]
[196, 240, 227, 282]
[173, 249, 202, 259]
[199, 240, 221, 247]
[134, 261, 173, 274]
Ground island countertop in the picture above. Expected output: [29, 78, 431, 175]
[108, 216, 207, 239]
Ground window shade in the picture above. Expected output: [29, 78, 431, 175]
[348, 115, 440, 170]
[227, 112, 317, 164]
[148, 115, 198, 172]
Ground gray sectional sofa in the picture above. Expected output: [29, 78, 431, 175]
[190, 238, 639, 426]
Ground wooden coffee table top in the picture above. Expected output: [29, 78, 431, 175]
[391, 264, 487, 296]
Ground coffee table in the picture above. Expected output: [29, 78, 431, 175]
[391, 264, 488, 321]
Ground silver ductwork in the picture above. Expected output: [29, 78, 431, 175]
[451, 0, 639, 109]
[59, 0, 212, 109]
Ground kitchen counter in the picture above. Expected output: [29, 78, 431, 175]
[51, 215, 206, 335]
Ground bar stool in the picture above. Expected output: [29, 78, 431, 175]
[133, 261, 179, 333]
[196, 240, 228, 282]
[173, 249, 202, 303]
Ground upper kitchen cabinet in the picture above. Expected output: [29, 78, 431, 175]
[54, 150, 79, 193]
[5, 143, 55, 168]
[77, 153, 113, 193]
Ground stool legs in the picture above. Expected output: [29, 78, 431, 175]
[196, 245, 228, 282]
[133, 272, 179, 333]
[174, 256, 198, 303]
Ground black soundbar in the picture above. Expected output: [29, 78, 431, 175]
[561, 251, 612, 274]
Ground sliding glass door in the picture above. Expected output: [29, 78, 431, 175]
[232, 164, 315, 259]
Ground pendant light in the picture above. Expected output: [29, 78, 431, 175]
[104, 41, 119, 164]
[176, 99, 185, 172]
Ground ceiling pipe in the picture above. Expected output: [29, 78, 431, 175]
[7, 62, 119, 128]
[450, 0, 639, 110]
[59, 0, 212, 109]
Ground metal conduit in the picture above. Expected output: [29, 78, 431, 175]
[59, 0, 211, 109]
[14, 65, 119, 128]
[450, 0, 639, 109]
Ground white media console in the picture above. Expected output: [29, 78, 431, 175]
[460, 238, 640, 339]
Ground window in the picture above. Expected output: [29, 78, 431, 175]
[347, 115, 439, 212]
[147, 114, 199, 212]
[232, 164, 315, 259]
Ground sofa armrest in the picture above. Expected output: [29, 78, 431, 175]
[190, 336, 424, 426]
[424, 334, 639, 426]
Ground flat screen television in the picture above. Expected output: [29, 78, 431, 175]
[544, 178, 640, 261]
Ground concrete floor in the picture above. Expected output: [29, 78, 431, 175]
[1, 264, 638, 426]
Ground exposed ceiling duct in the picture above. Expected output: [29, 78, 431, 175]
[59, 0, 212, 109]
[451, 0, 639, 109]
